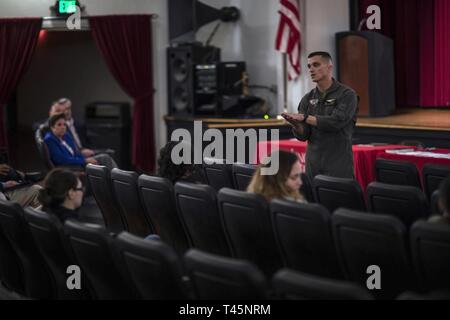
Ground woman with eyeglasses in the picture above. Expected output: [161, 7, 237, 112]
[38, 168, 85, 222]
[247, 150, 306, 202]
[247, 150, 307, 203]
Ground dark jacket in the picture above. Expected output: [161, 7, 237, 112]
[43, 205, 80, 223]
[44, 132, 85, 167]
[294, 79, 358, 180]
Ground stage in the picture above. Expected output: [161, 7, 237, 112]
[164, 107, 450, 150]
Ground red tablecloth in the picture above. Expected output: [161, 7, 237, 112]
[256, 140, 409, 190]
[377, 148, 450, 183]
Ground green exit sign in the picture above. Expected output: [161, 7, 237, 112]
[58, 0, 77, 14]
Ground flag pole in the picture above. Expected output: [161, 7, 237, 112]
[282, 53, 288, 113]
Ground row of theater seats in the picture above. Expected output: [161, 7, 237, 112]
[82, 164, 450, 300]
[0, 199, 448, 300]
[374, 159, 450, 199]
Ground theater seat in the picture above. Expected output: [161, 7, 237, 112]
[270, 199, 342, 278]
[64, 220, 136, 299]
[272, 268, 373, 300]
[422, 163, 450, 199]
[375, 159, 421, 188]
[232, 163, 256, 190]
[184, 249, 268, 300]
[217, 188, 282, 276]
[203, 158, 234, 191]
[332, 208, 415, 299]
[0, 201, 52, 299]
[174, 182, 231, 256]
[113, 231, 189, 299]
[312, 175, 366, 212]
[366, 182, 429, 227]
[410, 220, 450, 291]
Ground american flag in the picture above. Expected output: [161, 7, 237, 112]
[275, 0, 301, 80]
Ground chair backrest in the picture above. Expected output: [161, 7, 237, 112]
[23, 207, 91, 299]
[430, 190, 441, 215]
[366, 182, 429, 227]
[184, 249, 268, 300]
[110, 168, 154, 237]
[422, 164, 450, 199]
[332, 208, 413, 299]
[312, 175, 366, 212]
[113, 231, 188, 299]
[270, 199, 342, 278]
[0, 215, 25, 296]
[35, 125, 54, 171]
[272, 268, 374, 300]
[217, 188, 282, 276]
[410, 220, 450, 291]
[138, 175, 190, 255]
[0, 200, 52, 299]
[174, 182, 231, 256]
[300, 173, 314, 203]
[232, 163, 256, 190]
[64, 220, 136, 299]
[375, 159, 421, 188]
[86, 164, 127, 233]
[203, 160, 234, 191]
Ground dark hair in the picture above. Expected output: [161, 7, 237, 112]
[438, 175, 450, 214]
[157, 141, 196, 184]
[48, 112, 66, 128]
[308, 51, 333, 62]
[38, 168, 79, 209]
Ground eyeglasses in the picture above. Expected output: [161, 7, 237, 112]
[73, 186, 85, 192]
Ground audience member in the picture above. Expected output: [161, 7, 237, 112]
[50, 98, 95, 157]
[45, 113, 117, 169]
[157, 141, 205, 184]
[428, 176, 450, 225]
[38, 168, 84, 222]
[0, 163, 41, 208]
[247, 150, 306, 203]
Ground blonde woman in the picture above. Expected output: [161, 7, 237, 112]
[247, 150, 306, 203]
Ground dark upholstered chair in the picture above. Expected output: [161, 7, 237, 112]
[174, 182, 231, 256]
[232, 163, 256, 190]
[217, 188, 282, 276]
[184, 249, 268, 300]
[110, 168, 154, 237]
[86, 164, 126, 233]
[138, 175, 190, 255]
[270, 199, 342, 278]
[375, 159, 421, 188]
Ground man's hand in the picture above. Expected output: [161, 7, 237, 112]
[281, 112, 305, 131]
[4, 181, 19, 188]
[85, 157, 98, 165]
[82, 148, 95, 157]
[0, 164, 10, 176]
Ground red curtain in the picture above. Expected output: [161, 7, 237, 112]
[420, 0, 450, 107]
[0, 18, 42, 150]
[359, 0, 420, 108]
[360, 0, 450, 108]
[89, 15, 155, 173]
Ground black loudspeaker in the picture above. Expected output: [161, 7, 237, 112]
[85, 102, 131, 169]
[218, 61, 246, 96]
[167, 44, 220, 116]
[336, 31, 395, 117]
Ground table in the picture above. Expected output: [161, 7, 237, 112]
[256, 140, 409, 190]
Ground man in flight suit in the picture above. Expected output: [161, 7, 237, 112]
[282, 51, 358, 180]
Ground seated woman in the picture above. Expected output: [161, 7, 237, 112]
[38, 168, 84, 222]
[157, 141, 205, 184]
[247, 150, 306, 203]
[44, 113, 116, 169]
